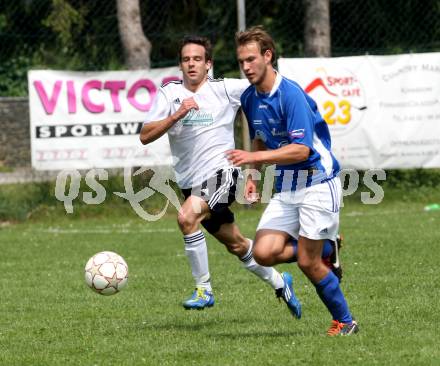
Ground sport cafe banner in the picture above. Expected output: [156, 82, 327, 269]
[28, 68, 180, 170]
[279, 53, 440, 169]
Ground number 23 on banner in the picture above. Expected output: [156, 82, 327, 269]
[323, 100, 351, 125]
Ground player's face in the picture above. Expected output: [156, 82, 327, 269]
[237, 42, 272, 86]
[180, 43, 211, 88]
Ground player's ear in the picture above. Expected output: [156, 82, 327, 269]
[206, 59, 212, 72]
[264, 49, 272, 65]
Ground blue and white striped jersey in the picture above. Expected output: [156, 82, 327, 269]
[241, 72, 340, 192]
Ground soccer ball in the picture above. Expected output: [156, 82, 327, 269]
[84, 251, 128, 295]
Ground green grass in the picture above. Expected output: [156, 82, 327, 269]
[1, 193, 440, 365]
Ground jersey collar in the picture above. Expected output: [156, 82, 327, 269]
[255, 70, 282, 98]
[269, 70, 282, 97]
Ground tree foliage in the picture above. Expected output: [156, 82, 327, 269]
[0, 0, 439, 96]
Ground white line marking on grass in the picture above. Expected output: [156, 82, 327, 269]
[344, 209, 424, 217]
[33, 228, 178, 234]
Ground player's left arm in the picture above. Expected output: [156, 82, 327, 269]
[227, 143, 309, 166]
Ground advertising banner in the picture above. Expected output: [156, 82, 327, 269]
[28, 68, 180, 170]
[279, 53, 440, 169]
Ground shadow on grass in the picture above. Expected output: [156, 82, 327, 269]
[138, 316, 221, 332]
[207, 330, 309, 338]
[139, 316, 310, 338]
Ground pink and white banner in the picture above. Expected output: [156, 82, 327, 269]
[279, 53, 440, 169]
[28, 68, 180, 170]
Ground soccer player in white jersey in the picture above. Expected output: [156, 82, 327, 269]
[140, 35, 301, 317]
[228, 26, 359, 335]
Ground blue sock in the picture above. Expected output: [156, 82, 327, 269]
[289, 239, 333, 262]
[315, 271, 352, 323]
[286, 239, 298, 263]
[321, 239, 333, 258]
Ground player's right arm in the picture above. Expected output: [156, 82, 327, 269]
[140, 96, 199, 145]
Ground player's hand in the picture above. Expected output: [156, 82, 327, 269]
[226, 149, 258, 166]
[245, 178, 259, 203]
[173, 97, 199, 120]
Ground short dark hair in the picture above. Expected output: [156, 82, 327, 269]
[235, 25, 276, 65]
[178, 35, 213, 62]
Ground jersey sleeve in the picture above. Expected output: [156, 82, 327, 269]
[144, 88, 171, 124]
[224, 78, 250, 108]
[284, 88, 315, 149]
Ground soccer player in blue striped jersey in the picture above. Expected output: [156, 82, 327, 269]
[227, 26, 358, 336]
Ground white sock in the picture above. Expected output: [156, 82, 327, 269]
[240, 239, 284, 290]
[184, 230, 212, 292]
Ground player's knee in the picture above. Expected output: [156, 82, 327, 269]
[177, 210, 197, 233]
[252, 245, 273, 266]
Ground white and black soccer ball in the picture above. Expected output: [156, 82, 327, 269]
[84, 251, 128, 295]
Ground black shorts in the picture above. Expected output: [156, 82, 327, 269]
[181, 167, 240, 234]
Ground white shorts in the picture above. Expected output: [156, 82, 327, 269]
[257, 177, 341, 241]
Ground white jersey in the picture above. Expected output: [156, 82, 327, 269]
[144, 78, 249, 188]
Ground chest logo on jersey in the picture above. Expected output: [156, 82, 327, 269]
[271, 128, 288, 137]
[268, 118, 280, 125]
[258, 104, 268, 109]
[173, 98, 181, 104]
[289, 129, 305, 139]
[181, 110, 214, 126]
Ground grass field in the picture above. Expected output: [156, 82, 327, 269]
[1, 193, 440, 365]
